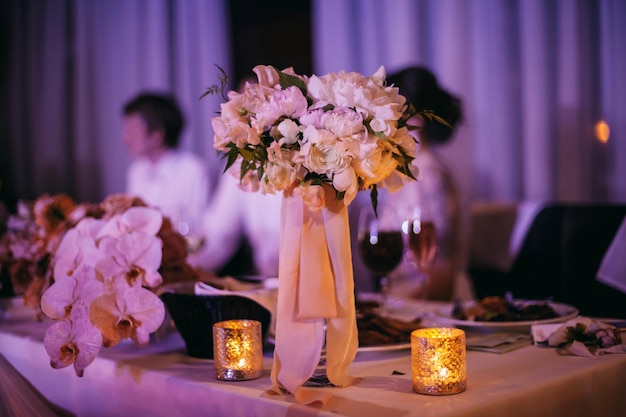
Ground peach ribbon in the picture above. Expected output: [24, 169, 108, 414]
[267, 190, 359, 405]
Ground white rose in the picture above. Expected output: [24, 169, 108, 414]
[332, 166, 358, 205]
[368, 118, 394, 137]
[294, 184, 326, 211]
[353, 141, 398, 188]
[264, 160, 297, 192]
[277, 119, 302, 145]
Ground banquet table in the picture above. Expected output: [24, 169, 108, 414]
[1, 297, 625, 417]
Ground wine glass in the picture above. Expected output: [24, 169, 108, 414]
[357, 204, 404, 315]
[405, 210, 438, 301]
[173, 206, 205, 253]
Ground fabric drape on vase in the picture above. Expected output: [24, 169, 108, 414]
[268, 191, 360, 405]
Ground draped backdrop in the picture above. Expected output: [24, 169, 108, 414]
[1, 0, 231, 204]
[314, 0, 626, 209]
[2, 0, 625, 209]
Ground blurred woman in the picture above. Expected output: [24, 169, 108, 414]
[383, 66, 468, 301]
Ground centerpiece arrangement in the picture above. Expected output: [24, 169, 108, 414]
[0, 193, 198, 376]
[209, 64, 424, 404]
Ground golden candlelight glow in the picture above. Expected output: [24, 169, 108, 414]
[213, 320, 263, 381]
[595, 120, 610, 144]
[411, 327, 467, 395]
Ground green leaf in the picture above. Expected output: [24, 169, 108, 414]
[421, 109, 452, 128]
[239, 147, 255, 161]
[370, 185, 379, 218]
[223, 151, 239, 173]
[276, 67, 307, 95]
[241, 158, 250, 173]
[200, 64, 230, 101]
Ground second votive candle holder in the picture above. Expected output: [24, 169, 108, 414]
[411, 327, 467, 395]
[213, 319, 263, 381]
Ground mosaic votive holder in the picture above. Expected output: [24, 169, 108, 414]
[411, 327, 467, 395]
[212, 319, 263, 381]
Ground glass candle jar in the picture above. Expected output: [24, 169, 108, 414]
[213, 319, 263, 381]
[411, 327, 466, 395]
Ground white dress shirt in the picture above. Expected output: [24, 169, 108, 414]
[126, 150, 209, 228]
[188, 174, 282, 277]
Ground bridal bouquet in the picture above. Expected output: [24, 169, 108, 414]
[209, 65, 429, 403]
[0, 194, 198, 377]
[211, 65, 420, 210]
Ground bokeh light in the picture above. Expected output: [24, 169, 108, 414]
[595, 120, 610, 144]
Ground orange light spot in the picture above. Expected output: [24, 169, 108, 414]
[595, 120, 610, 144]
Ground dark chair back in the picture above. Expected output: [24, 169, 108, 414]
[471, 202, 626, 318]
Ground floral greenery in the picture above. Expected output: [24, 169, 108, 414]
[548, 317, 623, 354]
[200, 64, 229, 101]
[206, 65, 434, 214]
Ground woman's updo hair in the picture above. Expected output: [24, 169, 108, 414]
[387, 66, 463, 145]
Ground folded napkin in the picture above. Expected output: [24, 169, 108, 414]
[532, 317, 626, 357]
[194, 279, 278, 336]
[466, 332, 531, 353]
[596, 217, 626, 294]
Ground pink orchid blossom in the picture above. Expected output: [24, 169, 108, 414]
[43, 302, 102, 377]
[96, 206, 162, 240]
[95, 231, 163, 288]
[89, 283, 165, 348]
[41, 264, 103, 320]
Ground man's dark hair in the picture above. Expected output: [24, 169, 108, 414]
[123, 93, 185, 148]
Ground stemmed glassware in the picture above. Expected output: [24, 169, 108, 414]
[357, 202, 404, 315]
[173, 206, 205, 253]
[403, 206, 438, 301]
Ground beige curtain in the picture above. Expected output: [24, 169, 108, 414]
[312, 0, 626, 205]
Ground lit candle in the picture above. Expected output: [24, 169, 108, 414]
[213, 319, 263, 381]
[411, 327, 466, 395]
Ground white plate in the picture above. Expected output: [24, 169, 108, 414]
[431, 300, 579, 332]
[357, 342, 411, 353]
[267, 337, 411, 353]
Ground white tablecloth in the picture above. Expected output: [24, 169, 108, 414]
[1, 299, 625, 417]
